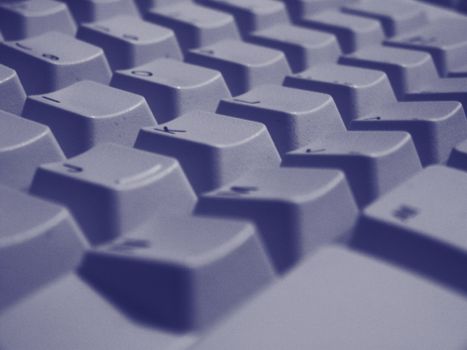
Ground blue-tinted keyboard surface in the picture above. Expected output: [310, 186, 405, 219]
[1, 0, 467, 349]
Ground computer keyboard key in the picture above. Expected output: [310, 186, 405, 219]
[82, 215, 275, 330]
[340, 46, 439, 99]
[448, 139, 467, 171]
[136, 0, 192, 12]
[199, 0, 289, 35]
[0, 110, 65, 190]
[0, 32, 112, 95]
[60, 0, 140, 24]
[351, 101, 467, 165]
[190, 247, 467, 350]
[299, 11, 384, 53]
[0, 0, 76, 40]
[78, 16, 182, 71]
[405, 77, 467, 109]
[285, 131, 422, 206]
[112, 58, 230, 123]
[30, 143, 197, 244]
[353, 165, 467, 294]
[145, 3, 239, 52]
[0, 64, 27, 115]
[342, 0, 428, 37]
[0, 185, 86, 311]
[22, 81, 156, 157]
[135, 111, 281, 193]
[217, 85, 346, 154]
[284, 63, 396, 124]
[247, 24, 340, 72]
[187, 39, 291, 95]
[197, 167, 358, 272]
[285, 0, 356, 20]
[386, 18, 467, 76]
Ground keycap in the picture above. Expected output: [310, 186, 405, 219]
[448, 138, 467, 171]
[136, 111, 280, 193]
[0, 274, 198, 350]
[284, 0, 356, 20]
[111, 58, 231, 122]
[186, 39, 291, 95]
[0, 110, 65, 190]
[30, 143, 197, 244]
[196, 168, 358, 272]
[190, 247, 467, 350]
[0, 0, 76, 40]
[144, 3, 240, 51]
[0, 185, 86, 311]
[351, 101, 467, 165]
[136, 0, 191, 12]
[353, 165, 467, 295]
[284, 63, 396, 124]
[284, 131, 422, 206]
[22, 81, 157, 157]
[199, 0, 289, 35]
[0, 64, 26, 115]
[386, 18, 467, 76]
[217, 85, 346, 154]
[81, 215, 275, 330]
[342, 0, 428, 37]
[299, 10, 385, 53]
[60, 0, 140, 24]
[340, 46, 439, 99]
[247, 24, 340, 72]
[77, 16, 182, 70]
[0, 32, 112, 95]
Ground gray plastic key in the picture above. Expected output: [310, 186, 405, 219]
[284, 0, 357, 20]
[30, 143, 197, 244]
[0, 0, 76, 40]
[0, 110, 65, 190]
[353, 165, 467, 295]
[60, 0, 140, 24]
[82, 215, 275, 330]
[0, 64, 26, 115]
[136, 111, 281, 193]
[187, 39, 291, 95]
[22, 80, 156, 157]
[299, 10, 385, 53]
[78, 16, 182, 70]
[217, 85, 346, 154]
[342, 0, 428, 37]
[0, 32, 111, 94]
[284, 131, 422, 206]
[189, 247, 467, 350]
[0, 185, 87, 311]
[136, 0, 191, 12]
[247, 24, 340, 72]
[197, 167, 358, 272]
[448, 138, 467, 171]
[386, 18, 467, 76]
[111, 58, 230, 123]
[199, 0, 289, 35]
[145, 3, 239, 52]
[284, 63, 396, 124]
[351, 101, 467, 165]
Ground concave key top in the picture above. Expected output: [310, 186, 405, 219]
[135, 111, 281, 193]
[78, 15, 182, 70]
[284, 131, 422, 207]
[0, 185, 87, 311]
[0, 63, 26, 115]
[0, 32, 112, 94]
[22, 80, 157, 157]
[0, 110, 65, 190]
[217, 85, 346, 154]
[60, 0, 140, 24]
[197, 167, 358, 272]
[186, 39, 291, 95]
[111, 58, 230, 122]
[352, 165, 467, 295]
[81, 215, 275, 330]
[189, 247, 467, 350]
[30, 143, 197, 244]
[0, 0, 76, 40]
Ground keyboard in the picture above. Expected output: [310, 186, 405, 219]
[2, 0, 467, 349]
